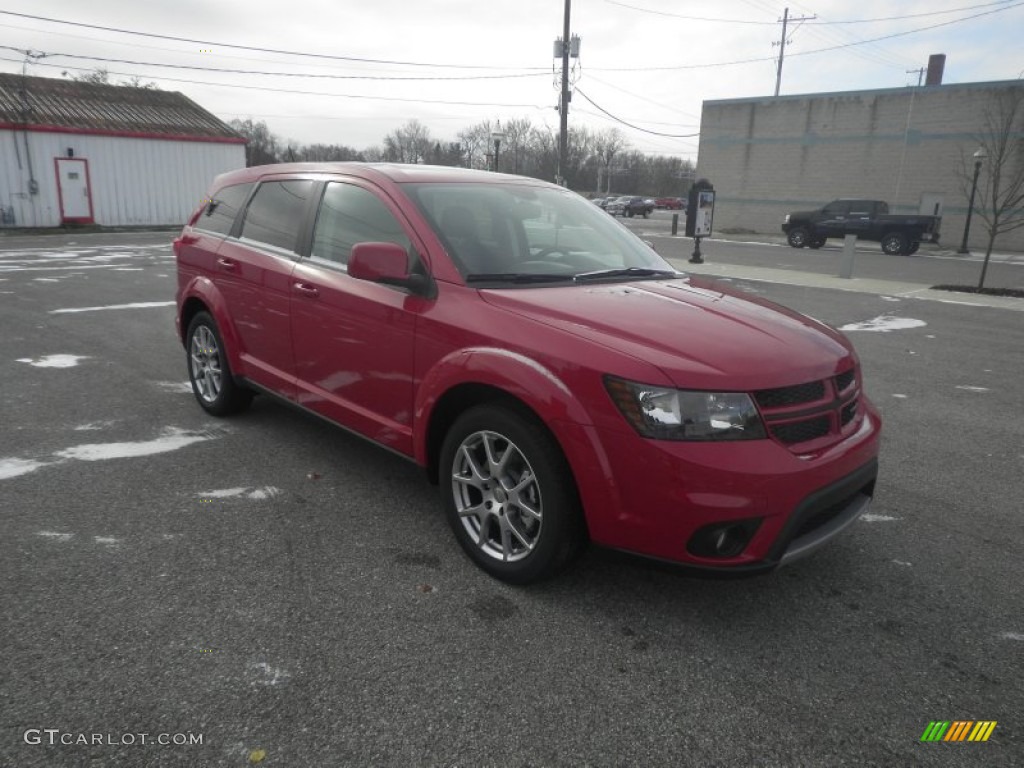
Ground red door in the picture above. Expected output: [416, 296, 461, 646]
[289, 181, 425, 455]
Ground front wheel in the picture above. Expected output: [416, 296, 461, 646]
[787, 227, 809, 248]
[809, 235, 827, 249]
[642, 210, 650, 219]
[907, 240, 920, 255]
[440, 404, 584, 584]
[186, 311, 253, 416]
[881, 232, 908, 256]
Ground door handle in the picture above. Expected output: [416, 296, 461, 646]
[293, 282, 320, 298]
[216, 258, 237, 271]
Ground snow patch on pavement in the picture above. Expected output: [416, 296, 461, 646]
[955, 385, 990, 393]
[74, 420, 118, 431]
[154, 381, 194, 393]
[1001, 632, 1024, 641]
[94, 536, 122, 546]
[892, 394, 909, 399]
[892, 560, 912, 567]
[55, 427, 218, 461]
[198, 486, 281, 500]
[250, 662, 292, 686]
[860, 514, 900, 522]
[37, 531, 74, 542]
[839, 316, 927, 333]
[0, 458, 49, 479]
[16, 354, 89, 368]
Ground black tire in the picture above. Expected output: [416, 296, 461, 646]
[185, 311, 253, 416]
[642, 210, 650, 219]
[627, 210, 635, 218]
[808, 236, 827, 249]
[907, 240, 920, 255]
[439, 404, 584, 584]
[787, 227, 809, 248]
[881, 232, 908, 256]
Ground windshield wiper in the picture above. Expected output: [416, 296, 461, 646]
[466, 272, 574, 284]
[573, 267, 680, 282]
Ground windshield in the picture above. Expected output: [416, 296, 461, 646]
[401, 181, 677, 283]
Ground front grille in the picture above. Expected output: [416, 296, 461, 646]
[841, 401, 858, 426]
[771, 416, 830, 445]
[754, 380, 825, 409]
[835, 369, 856, 392]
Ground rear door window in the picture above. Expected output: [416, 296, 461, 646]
[240, 180, 315, 252]
[195, 183, 252, 236]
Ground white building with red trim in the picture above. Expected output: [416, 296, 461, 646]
[0, 73, 245, 228]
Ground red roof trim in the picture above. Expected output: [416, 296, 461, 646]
[0, 122, 246, 145]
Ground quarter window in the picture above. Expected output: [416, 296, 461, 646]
[196, 183, 252, 236]
[240, 180, 314, 252]
[311, 183, 410, 265]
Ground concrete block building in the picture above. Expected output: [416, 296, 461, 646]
[0, 73, 245, 229]
[697, 79, 1024, 251]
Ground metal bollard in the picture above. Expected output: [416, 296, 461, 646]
[839, 234, 857, 279]
[671, 213, 678, 236]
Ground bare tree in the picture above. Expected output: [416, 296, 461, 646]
[501, 118, 533, 174]
[67, 68, 157, 89]
[383, 119, 433, 164]
[592, 128, 629, 194]
[228, 118, 280, 167]
[458, 121, 494, 170]
[960, 87, 1024, 289]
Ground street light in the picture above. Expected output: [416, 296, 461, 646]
[491, 121, 505, 172]
[957, 147, 987, 254]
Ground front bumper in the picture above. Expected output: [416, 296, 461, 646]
[562, 400, 881, 572]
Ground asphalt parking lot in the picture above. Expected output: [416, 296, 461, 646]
[2, 231, 1022, 767]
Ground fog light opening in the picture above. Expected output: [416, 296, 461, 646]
[687, 518, 762, 559]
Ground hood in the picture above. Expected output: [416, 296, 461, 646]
[480, 277, 855, 391]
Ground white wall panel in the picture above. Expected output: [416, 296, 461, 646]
[0, 130, 244, 228]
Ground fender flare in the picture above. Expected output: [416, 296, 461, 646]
[413, 346, 592, 466]
[178, 276, 245, 374]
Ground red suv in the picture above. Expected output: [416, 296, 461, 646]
[175, 163, 881, 584]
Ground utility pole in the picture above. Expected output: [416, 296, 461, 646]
[774, 7, 815, 97]
[557, 0, 571, 186]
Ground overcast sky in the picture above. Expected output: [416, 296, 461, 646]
[2, 0, 1023, 162]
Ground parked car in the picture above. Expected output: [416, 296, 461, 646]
[655, 197, 685, 210]
[781, 199, 941, 255]
[606, 195, 655, 218]
[175, 163, 881, 584]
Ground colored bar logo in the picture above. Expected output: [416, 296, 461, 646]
[921, 721, 997, 742]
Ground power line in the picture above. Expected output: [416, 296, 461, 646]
[589, 1, 1024, 72]
[574, 88, 700, 137]
[0, 56, 551, 110]
[0, 10, 547, 71]
[604, 0, 1016, 24]
[0, 46, 547, 82]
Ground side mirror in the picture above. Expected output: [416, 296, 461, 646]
[348, 242, 433, 297]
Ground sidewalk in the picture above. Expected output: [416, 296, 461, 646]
[665, 256, 1024, 313]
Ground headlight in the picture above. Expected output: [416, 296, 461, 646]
[784, 214, 791, 224]
[605, 376, 767, 441]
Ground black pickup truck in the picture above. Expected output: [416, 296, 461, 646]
[782, 199, 941, 255]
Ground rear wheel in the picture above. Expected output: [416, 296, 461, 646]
[907, 240, 920, 255]
[881, 232, 908, 256]
[186, 311, 253, 416]
[787, 227, 809, 248]
[809, 235, 827, 249]
[642, 210, 649, 219]
[440, 404, 584, 584]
